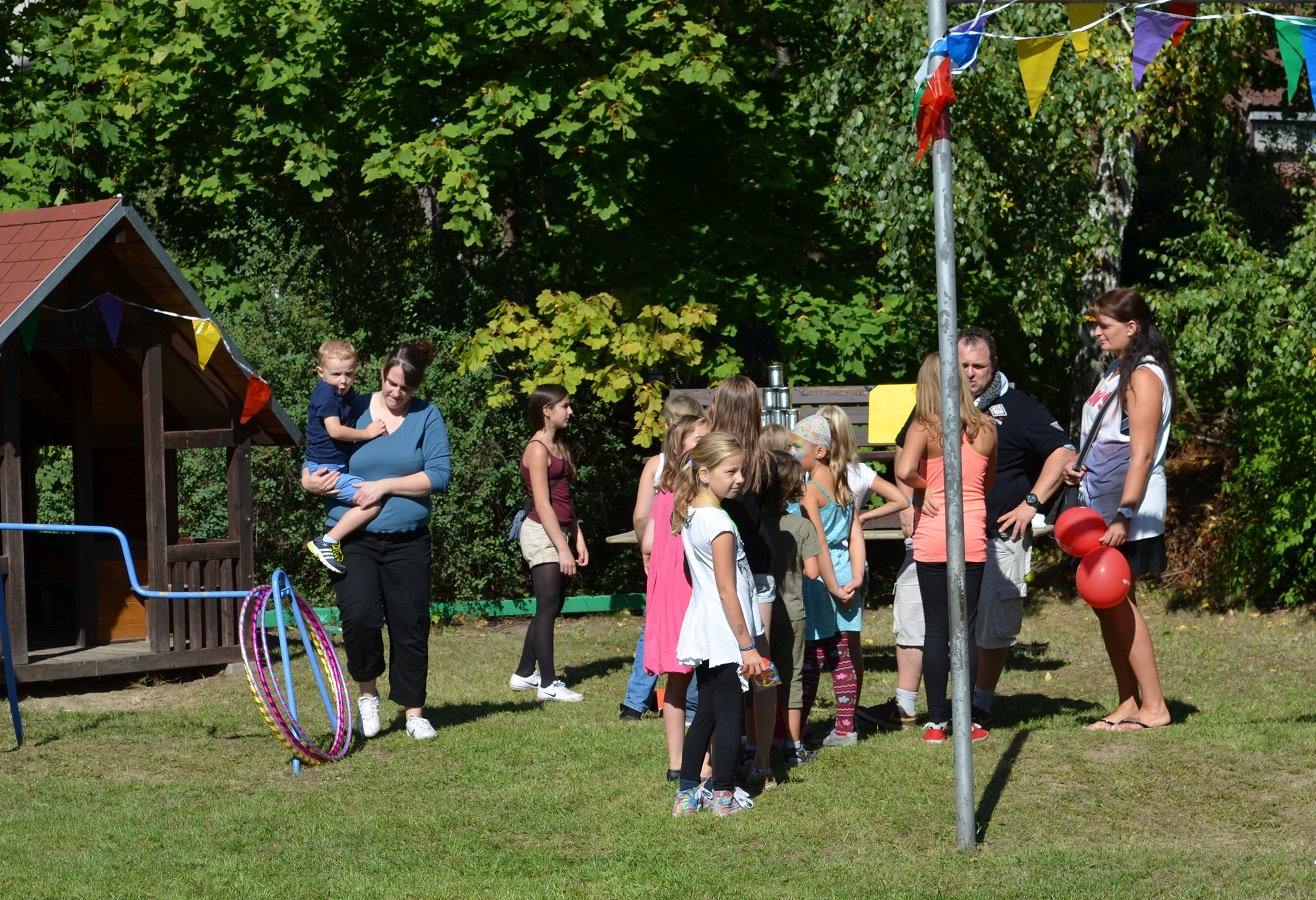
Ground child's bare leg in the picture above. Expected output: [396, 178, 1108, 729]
[326, 504, 379, 543]
[787, 708, 803, 744]
[664, 671, 693, 771]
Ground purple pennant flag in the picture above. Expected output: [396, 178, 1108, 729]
[1301, 25, 1316, 112]
[97, 292, 123, 346]
[1133, 10, 1181, 88]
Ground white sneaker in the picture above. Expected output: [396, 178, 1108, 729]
[537, 680, 583, 702]
[358, 694, 381, 738]
[406, 715, 437, 740]
[509, 671, 541, 692]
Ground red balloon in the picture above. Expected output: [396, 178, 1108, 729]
[1076, 545, 1132, 608]
[1054, 506, 1107, 558]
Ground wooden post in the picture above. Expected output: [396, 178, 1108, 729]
[225, 435, 252, 648]
[142, 345, 170, 652]
[71, 351, 96, 648]
[228, 436, 253, 588]
[1, 350, 28, 665]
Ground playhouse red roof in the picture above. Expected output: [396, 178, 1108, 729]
[0, 198, 122, 326]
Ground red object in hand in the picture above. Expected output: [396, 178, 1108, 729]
[1054, 506, 1107, 558]
[1076, 545, 1132, 608]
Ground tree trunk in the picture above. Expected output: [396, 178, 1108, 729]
[1072, 128, 1135, 428]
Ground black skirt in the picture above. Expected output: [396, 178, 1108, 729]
[1119, 534, 1167, 578]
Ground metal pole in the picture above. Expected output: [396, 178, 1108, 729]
[925, 0, 976, 850]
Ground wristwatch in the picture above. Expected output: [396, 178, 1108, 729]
[1025, 493, 1042, 510]
[1116, 506, 1135, 520]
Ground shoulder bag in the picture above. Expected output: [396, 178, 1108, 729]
[509, 468, 565, 541]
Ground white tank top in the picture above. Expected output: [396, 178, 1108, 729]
[1079, 358, 1171, 539]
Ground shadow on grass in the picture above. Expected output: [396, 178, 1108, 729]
[976, 727, 1029, 844]
[1003, 642, 1066, 673]
[860, 647, 897, 672]
[990, 692, 1100, 728]
[992, 694, 1200, 729]
[431, 700, 532, 729]
[21, 712, 117, 748]
[561, 654, 631, 688]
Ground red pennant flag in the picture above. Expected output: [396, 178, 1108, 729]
[1167, 2, 1193, 46]
[240, 375, 271, 424]
[915, 58, 955, 164]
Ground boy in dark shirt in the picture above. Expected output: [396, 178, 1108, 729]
[304, 339, 387, 574]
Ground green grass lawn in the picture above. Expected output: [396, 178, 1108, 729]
[3, 565, 1315, 899]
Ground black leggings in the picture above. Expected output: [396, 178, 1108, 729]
[516, 563, 565, 685]
[680, 662, 744, 792]
[917, 560, 985, 724]
[334, 533, 432, 709]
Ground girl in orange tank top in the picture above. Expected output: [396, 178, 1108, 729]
[895, 353, 997, 742]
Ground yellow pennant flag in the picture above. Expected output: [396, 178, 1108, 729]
[193, 319, 221, 370]
[1017, 36, 1066, 117]
[1068, 3, 1104, 65]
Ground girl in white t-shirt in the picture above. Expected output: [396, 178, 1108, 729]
[1063, 288, 1176, 733]
[671, 431, 767, 817]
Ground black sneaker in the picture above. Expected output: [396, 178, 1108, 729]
[856, 697, 916, 732]
[618, 703, 643, 722]
[306, 537, 346, 575]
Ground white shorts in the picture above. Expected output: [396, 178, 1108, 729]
[519, 518, 565, 569]
[977, 532, 1032, 650]
[891, 542, 924, 646]
[753, 573, 775, 642]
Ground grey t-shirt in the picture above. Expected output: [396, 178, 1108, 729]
[767, 513, 823, 622]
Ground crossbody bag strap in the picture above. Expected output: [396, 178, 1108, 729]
[1075, 387, 1118, 469]
[522, 462, 566, 513]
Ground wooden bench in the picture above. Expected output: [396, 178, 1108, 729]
[669, 383, 915, 467]
[607, 384, 918, 545]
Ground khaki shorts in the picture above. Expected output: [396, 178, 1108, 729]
[977, 533, 1031, 650]
[891, 542, 924, 646]
[519, 518, 573, 569]
[770, 614, 807, 710]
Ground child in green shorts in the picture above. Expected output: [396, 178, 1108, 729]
[764, 450, 824, 769]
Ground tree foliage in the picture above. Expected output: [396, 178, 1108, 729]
[1151, 187, 1316, 606]
[3, 2, 1315, 606]
[459, 290, 726, 446]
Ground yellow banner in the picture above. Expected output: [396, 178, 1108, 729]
[1068, 4, 1104, 65]
[193, 319, 221, 370]
[1017, 36, 1066, 117]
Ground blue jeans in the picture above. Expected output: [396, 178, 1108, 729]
[622, 626, 698, 721]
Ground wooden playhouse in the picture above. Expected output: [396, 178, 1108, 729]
[0, 199, 301, 682]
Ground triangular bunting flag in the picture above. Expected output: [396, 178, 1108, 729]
[1167, 3, 1194, 48]
[193, 319, 221, 370]
[1302, 26, 1316, 112]
[947, 16, 987, 73]
[1276, 19, 1307, 103]
[97, 292, 123, 347]
[915, 58, 955, 164]
[1017, 36, 1065, 117]
[18, 312, 39, 353]
[240, 375, 272, 424]
[1133, 10, 1181, 88]
[912, 79, 926, 126]
[1068, 4, 1104, 65]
